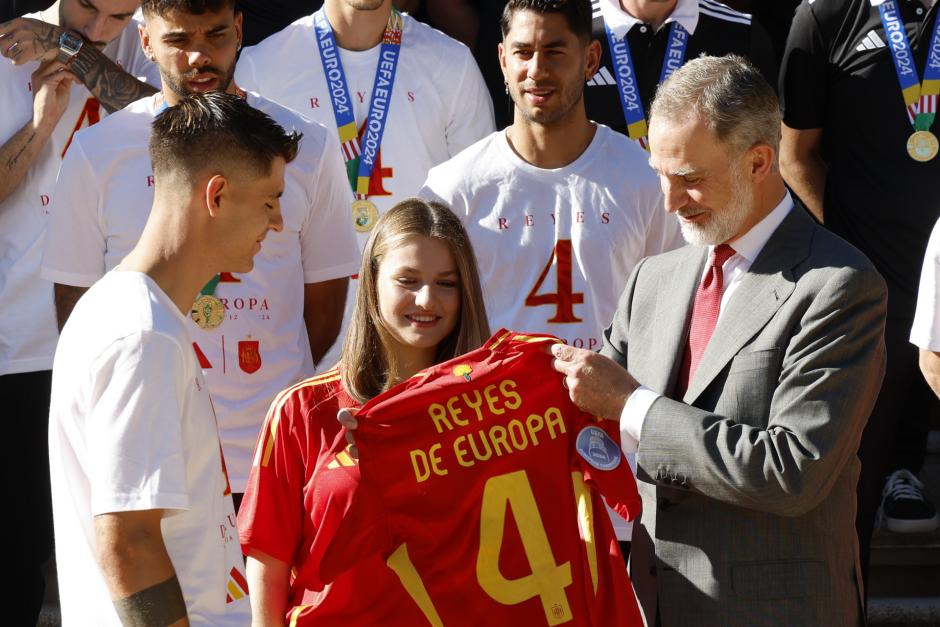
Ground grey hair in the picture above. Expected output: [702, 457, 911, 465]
[649, 54, 781, 167]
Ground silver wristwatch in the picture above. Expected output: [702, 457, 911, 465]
[56, 31, 83, 64]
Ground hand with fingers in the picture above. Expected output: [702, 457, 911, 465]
[0, 17, 63, 65]
[337, 407, 360, 460]
[549, 342, 640, 421]
[32, 60, 75, 132]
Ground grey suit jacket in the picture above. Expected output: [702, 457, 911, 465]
[602, 205, 886, 626]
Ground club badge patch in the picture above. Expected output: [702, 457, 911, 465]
[576, 426, 621, 471]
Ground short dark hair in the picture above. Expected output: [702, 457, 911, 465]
[140, 0, 236, 17]
[500, 0, 594, 42]
[149, 92, 301, 182]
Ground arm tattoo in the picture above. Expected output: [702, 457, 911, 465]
[34, 20, 59, 57]
[69, 44, 158, 113]
[54, 284, 87, 331]
[5, 131, 35, 171]
[112, 575, 188, 627]
[0, 122, 48, 204]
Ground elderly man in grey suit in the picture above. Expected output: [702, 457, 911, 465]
[551, 55, 886, 626]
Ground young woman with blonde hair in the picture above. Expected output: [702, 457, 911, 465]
[237, 198, 489, 626]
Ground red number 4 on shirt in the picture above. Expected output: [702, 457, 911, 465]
[525, 240, 584, 324]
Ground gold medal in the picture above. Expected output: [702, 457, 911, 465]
[907, 130, 939, 162]
[352, 199, 379, 232]
[191, 294, 225, 330]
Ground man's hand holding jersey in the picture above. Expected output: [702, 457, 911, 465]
[549, 343, 640, 421]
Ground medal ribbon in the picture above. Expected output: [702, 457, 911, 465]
[200, 274, 221, 297]
[874, 0, 940, 131]
[314, 8, 403, 199]
[604, 20, 690, 149]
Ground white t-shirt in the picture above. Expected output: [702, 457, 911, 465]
[421, 124, 682, 540]
[912, 217, 940, 351]
[236, 11, 496, 372]
[49, 270, 250, 626]
[41, 92, 361, 491]
[422, 125, 680, 350]
[0, 9, 158, 376]
[236, 11, 495, 226]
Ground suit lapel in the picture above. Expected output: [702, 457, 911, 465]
[651, 246, 705, 394]
[682, 206, 815, 404]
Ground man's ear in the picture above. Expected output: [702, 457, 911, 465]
[585, 39, 602, 80]
[748, 143, 775, 183]
[138, 22, 153, 60]
[205, 174, 228, 218]
[234, 11, 244, 50]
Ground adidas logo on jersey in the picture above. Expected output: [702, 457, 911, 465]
[856, 30, 886, 51]
[699, 0, 752, 26]
[587, 66, 617, 87]
[327, 447, 358, 469]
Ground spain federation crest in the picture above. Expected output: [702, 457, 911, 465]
[238, 340, 262, 374]
[452, 364, 473, 382]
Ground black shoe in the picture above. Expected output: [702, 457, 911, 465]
[880, 469, 940, 533]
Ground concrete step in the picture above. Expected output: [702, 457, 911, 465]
[37, 605, 59, 627]
[869, 435, 940, 596]
[869, 525, 940, 597]
[868, 596, 940, 626]
[868, 433, 939, 624]
[869, 547, 940, 598]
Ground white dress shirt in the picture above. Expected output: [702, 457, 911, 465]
[599, 0, 702, 37]
[618, 192, 795, 454]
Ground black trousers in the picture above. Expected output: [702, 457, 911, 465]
[855, 317, 939, 597]
[3, 370, 53, 627]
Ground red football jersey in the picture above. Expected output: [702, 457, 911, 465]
[320, 330, 643, 626]
[237, 369, 429, 626]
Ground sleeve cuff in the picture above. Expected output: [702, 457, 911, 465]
[910, 327, 940, 352]
[303, 259, 361, 284]
[619, 385, 660, 454]
[39, 266, 100, 288]
[91, 492, 189, 516]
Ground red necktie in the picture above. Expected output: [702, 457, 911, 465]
[676, 244, 736, 397]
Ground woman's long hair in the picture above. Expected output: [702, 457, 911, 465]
[341, 198, 490, 403]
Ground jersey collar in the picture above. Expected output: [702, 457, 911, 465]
[599, 0, 700, 38]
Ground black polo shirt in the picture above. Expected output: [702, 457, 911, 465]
[583, 0, 778, 135]
[2, 0, 53, 23]
[238, 1, 321, 47]
[781, 0, 940, 320]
